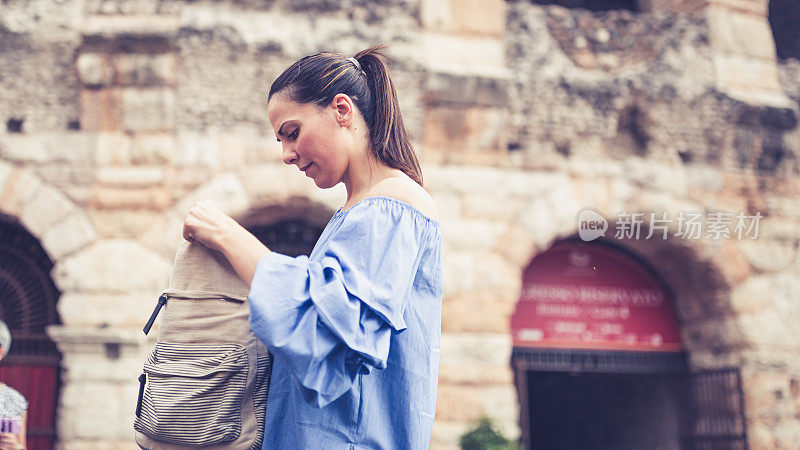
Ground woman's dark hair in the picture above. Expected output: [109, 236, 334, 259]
[267, 45, 423, 186]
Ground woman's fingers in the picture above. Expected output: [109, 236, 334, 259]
[181, 201, 235, 251]
[0, 433, 18, 450]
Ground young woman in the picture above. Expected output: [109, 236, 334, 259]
[182, 46, 443, 448]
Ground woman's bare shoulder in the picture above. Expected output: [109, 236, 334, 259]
[370, 175, 439, 221]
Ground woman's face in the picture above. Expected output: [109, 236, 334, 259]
[267, 92, 353, 189]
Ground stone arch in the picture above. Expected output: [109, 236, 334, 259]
[504, 212, 743, 370]
[0, 164, 98, 264]
[0, 164, 98, 449]
[139, 165, 344, 259]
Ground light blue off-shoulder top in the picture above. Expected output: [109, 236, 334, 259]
[248, 196, 443, 449]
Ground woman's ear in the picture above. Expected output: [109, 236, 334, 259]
[332, 94, 354, 127]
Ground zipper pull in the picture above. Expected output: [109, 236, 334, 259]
[135, 373, 146, 418]
[142, 293, 168, 335]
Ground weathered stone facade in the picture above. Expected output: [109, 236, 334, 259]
[0, 0, 798, 449]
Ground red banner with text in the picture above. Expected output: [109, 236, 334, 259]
[511, 241, 682, 352]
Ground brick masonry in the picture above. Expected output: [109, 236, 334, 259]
[0, 0, 798, 449]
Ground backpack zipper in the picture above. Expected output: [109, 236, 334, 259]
[142, 293, 169, 335]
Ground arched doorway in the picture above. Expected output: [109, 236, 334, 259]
[248, 218, 325, 257]
[0, 215, 62, 450]
[510, 239, 748, 450]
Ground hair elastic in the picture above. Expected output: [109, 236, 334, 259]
[347, 57, 366, 76]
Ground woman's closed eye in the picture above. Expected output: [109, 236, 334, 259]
[288, 129, 299, 140]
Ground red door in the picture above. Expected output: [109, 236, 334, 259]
[0, 358, 59, 450]
[0, 219, 63, 450]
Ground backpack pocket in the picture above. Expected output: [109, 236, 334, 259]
[134, 342, 249, 446]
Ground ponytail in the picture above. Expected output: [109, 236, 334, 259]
[268, 45, 423, 186]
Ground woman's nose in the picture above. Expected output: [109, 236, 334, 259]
[281, 145, 298, 165]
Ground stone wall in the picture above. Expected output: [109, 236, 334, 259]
[0, 0, 799, 449]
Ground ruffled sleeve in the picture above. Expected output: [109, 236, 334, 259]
[247, 200, 433, 408]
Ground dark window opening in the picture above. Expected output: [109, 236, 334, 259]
[6, 118, 23, 133]
[528, 0, 638, 12]
[248, 219, 324, 257]
[67, 119, 81, 130]
[769, 0, 800, 60]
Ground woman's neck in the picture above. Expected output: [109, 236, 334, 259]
[342, 154, 401, 204]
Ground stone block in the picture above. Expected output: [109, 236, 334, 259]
[41, 210, 98, 260]
[421, 0, 505, 36]
[493, 222, 537, 268]
[442, 292, 517, 333]
[747, 423, 776, 449]
[175, 131, 219, 167]
[442, 218, 507, 252]
[96, 167, 164, 187]
[729, 275, 774, 315]
[424, 73, 510, 107]
[708, 241, 752, 287]
[438, 364, 513, 386]
[94, 132, 132, 166]
[20, 185, 78, 239]
[57, 381, 140, 440]
[53, 239, 170, 293]
[738, 309, 796, 347]
[714, 54, 788, 106]
[0, 161, 11, 191]
[58, 293, 161, 329]
[422, 106, 508, 165]
[430, 421, 465, 450]
[218, 126, 283, 168]
[80, 88, 122, 132]
[81, 14, 179, 38]
[425, 166, 565, 197]
[461, 193, 523, 222]
[168, 166, 217, 201]
[421, 32, 507, 77]
[442, 250, 477, 297]
[87, 186, 171, 210]
[173, 173, 250, 219]
[744, 371, 793, 417]
[113, 53, 176, 86]
[440, 332, 513, 366]
[0, 133, 95, 164]
[121, 87, 175, 132]
[739, 239, 798, 273]
[130, 133, 174, 165]
[435, 383, 519, 432]
[0, 168, 43, 217]
[137, 211, 185, 260]
[77, 53, 114, 87]
[87, 209, 162, 238]
[517, 198, 562, 250]
[731, 12, 778, 60]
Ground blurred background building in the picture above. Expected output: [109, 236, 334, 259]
[0, 0, 798, 449]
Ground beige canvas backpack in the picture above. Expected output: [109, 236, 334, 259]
[134, 241, 271, 450]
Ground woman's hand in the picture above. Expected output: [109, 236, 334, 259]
[181, 201, 242, 252]
[181, 201, 271, 286]
[0, 432, 23, 450]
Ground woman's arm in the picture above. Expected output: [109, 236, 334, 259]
[218, 223, 270, 287]
[182, 201, 270, 286]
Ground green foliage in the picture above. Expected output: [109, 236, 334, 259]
[459, 417, 521, 450]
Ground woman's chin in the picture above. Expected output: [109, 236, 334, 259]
[314, 177, 336, 189]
